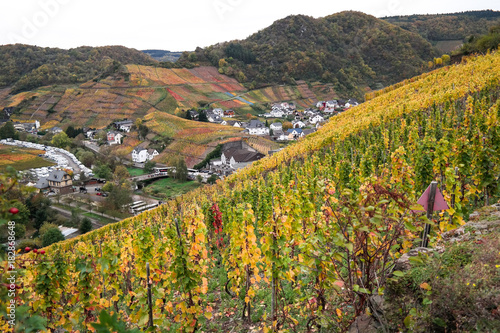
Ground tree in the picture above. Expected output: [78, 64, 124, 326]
[207, 174, 219, 184]
[198, 111, 208, 122]
[105, 183, 132, 211]
[39, 222, 58, 237]
[51, 131, 71, 148]
[170, 156, 188, 181]
[138, 124, 149, 139]
[113, 165, 130, 183]
[93, 163, 112, 180]
[144, 160, 156, 174]
[0, 121, 19, 140]
[42, 227, 65, 247]
[80, 217, 92, 234]
[25, 193, 55, 230]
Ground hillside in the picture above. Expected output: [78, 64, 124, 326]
[181, 11, 439, 99]
[10, 51, 500, 332]
[0, 44, 156, 93]
[142, 49, 184, 62]
[383, 10, 500, 53]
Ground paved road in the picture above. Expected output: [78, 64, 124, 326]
[54, 151, 83, 174]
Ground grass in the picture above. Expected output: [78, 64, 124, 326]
[143, 178, 202, 199]
[82, 212, 116, 225]
[126, 167, 145, 176]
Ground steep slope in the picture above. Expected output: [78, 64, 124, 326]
[383, 10, 500, 43]
[0, 44, 156, 93]
[182, 11, 438, 98]
[12, 51, 500, 331]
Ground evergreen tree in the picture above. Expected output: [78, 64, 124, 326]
[80, 217, 92, 234]
[0, 121, 18, 140]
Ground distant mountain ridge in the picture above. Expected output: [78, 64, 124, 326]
[181, 11, 439, 99]
[142, 49, 184, 62]
[383, 10, 500, 41]
[0, 44, 157, 93]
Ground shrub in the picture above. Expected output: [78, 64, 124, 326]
[42, 228, 65, 247]
[17, 238, 42, 251]
[39, 222, 58, 237]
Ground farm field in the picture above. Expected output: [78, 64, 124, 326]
[0, 144, 55, 171]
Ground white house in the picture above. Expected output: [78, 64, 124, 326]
[270, 122, 283, 131]
[114, 120, 134, 133]
[326, 100, 338, 108]
[287, 128, 303, 140]
[213, 108, 224, 117]
[316, 101, 326, 108]
[132, 147, 159, 163]
[292, 120, 306, 129]
[345, 99, 359, 108]
[147, 149, 159, 160]
[269, 109, 285, 118]
[107, 131, 123, 145]
[246, 120, 270, 135]
[309, 115, 325, 124]
[50, 127, 63, 134]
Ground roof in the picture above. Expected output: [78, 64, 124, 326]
[47, 170, 68, 182]
[271, 122, 282, 127]
[147, 149, 158, 154]
[303, 129, 316, 135]
[35, 177, 49, 189]
[58, 226, 79, 238]
[287, 128, 303, 134]
[133, 147, 147, 154]
[114, 120, 134, 125]
[247, 120, 265, 128]
[223, 148, 265, 163]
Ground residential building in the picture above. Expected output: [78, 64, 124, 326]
[270, 122, 283, 131]
[221, 148, 265, 169]
[107, 131, 123, 145]
[132, 147, 149, 163]
[309, 114, 325, 124]
[224, 110, 235, 117]
[188, 110, 199, 120]
[50, 126, 63, 134]
[47, 170, 73, 194]
[292, 120, 306, 129]
[114, 120, 134, 132]
[246, 120, 270, 135]
[213, 108, 224, 117]
[226, 120, 242, 127]
[132, 147, 159, 163]
[287, 128, 303, 140]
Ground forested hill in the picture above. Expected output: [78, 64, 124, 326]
[0, 44, 157, 93]
[383, 10, 500, 42]
[180, 11, 438, 99]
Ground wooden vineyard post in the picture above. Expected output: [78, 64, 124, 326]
[421, 181, 438, 247]
[147, 262, 153, 329]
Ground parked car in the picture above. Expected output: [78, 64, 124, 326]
[94, 187, 101, 191]
[101, 193, 108, 197]
[96, 192, 102, 196]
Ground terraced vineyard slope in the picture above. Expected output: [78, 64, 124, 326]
[6, 51, 500, 332]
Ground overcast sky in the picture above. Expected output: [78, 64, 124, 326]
[1, 0, 499, 51]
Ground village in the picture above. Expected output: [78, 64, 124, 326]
[0, 98, 359, 214]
